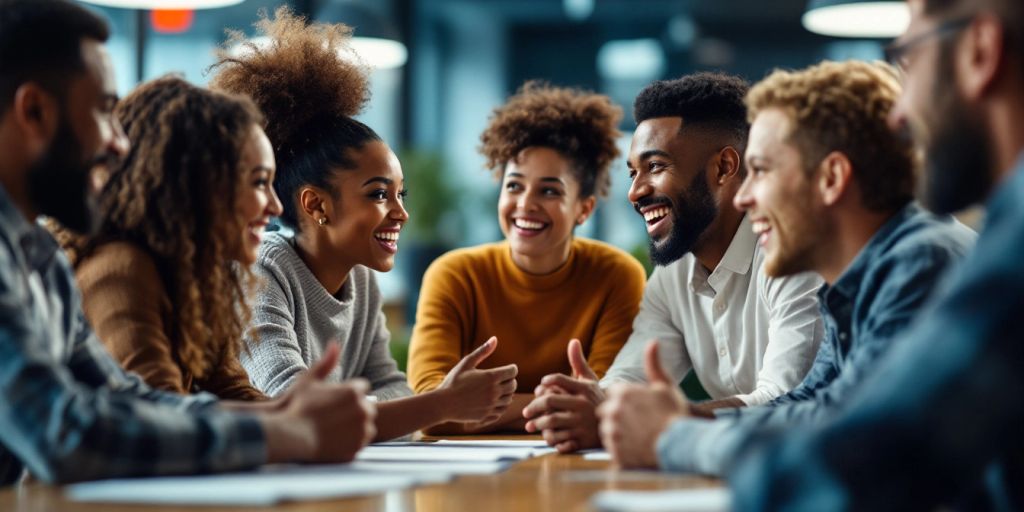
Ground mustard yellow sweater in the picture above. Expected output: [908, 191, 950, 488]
[408, 238, 646, 393]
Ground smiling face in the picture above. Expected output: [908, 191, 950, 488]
[233, 124, 282, 265]
[735, 109, 826, 277]
[316, 140, 409, 273]
[626, 117, 718, 266]
[497, 146, 595, 273]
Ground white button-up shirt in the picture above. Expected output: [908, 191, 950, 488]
[601, 216, 824, 405]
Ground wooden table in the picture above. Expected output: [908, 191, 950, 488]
[0, 436, 721, 512]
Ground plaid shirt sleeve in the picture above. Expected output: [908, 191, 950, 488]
[0, 249, 267, 485]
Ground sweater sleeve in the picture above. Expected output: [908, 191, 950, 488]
[76, 244, 187, 395]
[241, 264, 309, 398]
[359, 271, 412, 402]
[407, 254, 471, 394]
[201, 347, 267, 401]
[585, 251, 647, 378]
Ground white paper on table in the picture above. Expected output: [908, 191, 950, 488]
[349, 460, 512, 475]
[358, 443, 544, 462]
[582, 450, 612, 461]
[65, 471, 419, 506]
[591, 488, 732, 512]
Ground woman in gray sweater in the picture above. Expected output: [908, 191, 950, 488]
[210, 7, 517, 440]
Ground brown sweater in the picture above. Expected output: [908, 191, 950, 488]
[76, 241, 265, 400]
[408, 238, 647, 393]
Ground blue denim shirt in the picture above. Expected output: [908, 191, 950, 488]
[0, 184, 265, 485]
[655, 202, 976, 476]
[728, 157, 1024, 511]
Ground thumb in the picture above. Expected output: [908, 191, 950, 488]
[567, 339, 597, 380]
[309, 342, 341, 381]
[454, 336, 497, 373]
[644, 340, 671, 385]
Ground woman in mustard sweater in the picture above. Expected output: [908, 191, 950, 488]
[408, 82, 647, 433]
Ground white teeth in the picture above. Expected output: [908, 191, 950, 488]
[751, 220, 771, 235]
[375, 232, 399, 242]
[514, 219, 545, 230]
[643, 207, 670, 223]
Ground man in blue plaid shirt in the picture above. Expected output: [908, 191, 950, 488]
[0, 0, 376, 485]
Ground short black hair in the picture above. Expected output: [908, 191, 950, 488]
[633, 71, 751, 146]
[0, 0, 110, 116]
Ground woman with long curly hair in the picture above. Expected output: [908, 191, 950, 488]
[406, 82, 647, 433]
[69, 76, 282, 399]
[210, 7, 516, 439]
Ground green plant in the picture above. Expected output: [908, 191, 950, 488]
[399, 148, 460, 246]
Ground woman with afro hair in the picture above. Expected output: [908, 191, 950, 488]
[66, 77, 282, 399]
[407, 82, 647, 433]
[210, 7, 516, 439]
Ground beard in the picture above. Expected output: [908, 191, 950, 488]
[920, 45, 994, 214]
[27, 117, 103, 234]
[641, 172, 717, 267]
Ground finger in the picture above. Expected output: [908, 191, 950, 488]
[555, 439, 578, 453]
[530, 411, 577, 431]
[567, 338, 598, 380]
[524, 394, 589, 418]
[453, 336, 498, 373]
[347, 378, 371, 396]
[309, 342, 341, 380]
[489, 363, 518, 382]
[540, 374, 596, 396]
[535, 383, 566, 397]
[643, 339, 672, 385]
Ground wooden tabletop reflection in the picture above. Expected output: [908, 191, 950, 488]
[0, 435, 721, 512]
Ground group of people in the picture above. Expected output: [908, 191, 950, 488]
[0, 0, 1020, 509]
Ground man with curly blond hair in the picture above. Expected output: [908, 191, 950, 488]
[595, 59, 976, 475]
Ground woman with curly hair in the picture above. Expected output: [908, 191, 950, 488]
[210, 7, 517, 439]
[70, 76, 282, 399]
[407, 82, 647, 433]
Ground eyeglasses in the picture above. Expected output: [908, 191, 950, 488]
[884, 16, 973, 71]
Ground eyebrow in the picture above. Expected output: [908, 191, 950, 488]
[250, 165, 274, 173]
[362, 177, 394, 186]
[506, 172, 566, 185]
[638, 149, 672, 161]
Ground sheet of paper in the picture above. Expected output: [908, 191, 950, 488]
[591, 488, 732, 512]
[434, 439, 550, 448]
[65, 471, 419, 506]
[349, 460, 511, 475]
[582, 450, 612, 461]
[358, 442, 551, 462]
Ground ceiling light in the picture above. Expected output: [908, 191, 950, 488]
[803, 0, 910, 38]
[78, 0, 244, 8]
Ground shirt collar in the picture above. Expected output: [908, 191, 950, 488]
[829, 201, 920, 302]
[688, 215, 755, 295]
[0, 183, 61, 273]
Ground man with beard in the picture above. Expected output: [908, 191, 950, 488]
[594, 60, 975, 473]
[522, 72, 825, 452]
[727, 0, 1024, 509]
[0, 0, 376, 485]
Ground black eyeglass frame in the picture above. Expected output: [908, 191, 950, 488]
[884, 16, 973, 70]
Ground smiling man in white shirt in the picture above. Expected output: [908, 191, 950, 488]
[522, 72, 823, 453]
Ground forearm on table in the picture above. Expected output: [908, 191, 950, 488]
[690, 397, 747, 418]
[373, 390, 453, 440]
[422, 393, 533, 435]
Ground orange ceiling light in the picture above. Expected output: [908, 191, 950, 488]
[151, 10, 194, 34]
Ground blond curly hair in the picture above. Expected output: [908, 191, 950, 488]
[746, 60, 916, 211]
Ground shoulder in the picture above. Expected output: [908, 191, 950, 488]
[877, 208, 976, 263]
[424, 242, 504, 280]
[77, 241, 163, 290]
[573, 238, 646, 280]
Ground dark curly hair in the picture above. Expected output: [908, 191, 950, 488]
[210, 6, 379, 230]
[65, 76, 263, 382]
[633, 72, 750, 152]
[479, 81, 622, 198]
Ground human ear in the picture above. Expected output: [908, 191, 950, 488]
[574, 195, 597, 226]
[714, 146, 742, 185]
[957, 14, 1005, 102]
[12, 84, 59, 157]
[817, 151, 853, 206]
[298, 186, 331, 226]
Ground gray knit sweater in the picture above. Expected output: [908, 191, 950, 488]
[241, 232, 412, 401]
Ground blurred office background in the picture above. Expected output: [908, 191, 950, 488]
[78, 0, 900, 368]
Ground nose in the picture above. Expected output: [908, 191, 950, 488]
[627, 173, 651, 204]
[392, 194, 409, 222]
[267, 185, 284, 217]
[733, 173, 754, 212]
[516, 189, 539, 211]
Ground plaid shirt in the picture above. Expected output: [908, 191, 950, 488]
[729, 159, 1024, 511]
[0, 184, 266, 485]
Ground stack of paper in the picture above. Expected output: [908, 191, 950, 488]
[66, 471, 421, 506]
[591, 488, 732, 512]
[357, 441, 554, 462]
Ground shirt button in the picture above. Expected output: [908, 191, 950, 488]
[719, 348, 727, 357]
[839, 332, 848, 341]
[715, 303, 726, 312]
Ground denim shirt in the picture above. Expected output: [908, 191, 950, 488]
[655, 202, 976, 476]
[0, 184, 265, 485]
[729, 157, 1024, 511]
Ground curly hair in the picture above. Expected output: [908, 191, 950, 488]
[67, 76, 263, 382]
[209, 6, 380, 230]
[746, 60, 915, 212]
[479, 81, 622, 198]
[633, 72, 750, 150]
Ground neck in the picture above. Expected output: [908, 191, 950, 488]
[815, 206, 895, 285]
[692, 209, 744, 272]
[509, 238, 572, 275]
[295, 230, 352, 296]
[0, 131, 36, 223]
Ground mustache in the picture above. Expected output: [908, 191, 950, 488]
[633, 196, 673, 215]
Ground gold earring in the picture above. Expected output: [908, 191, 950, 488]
[318, 217, 328, 226]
